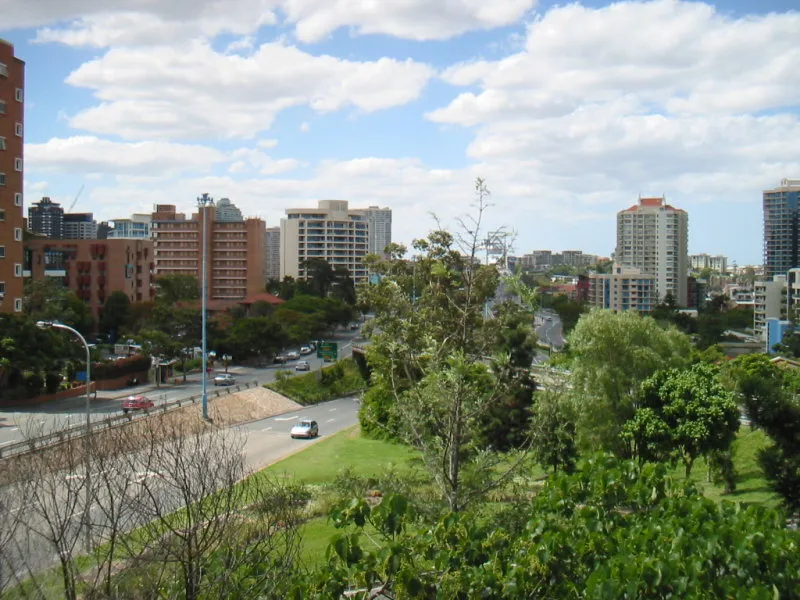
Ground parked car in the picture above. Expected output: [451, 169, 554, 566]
[299, 345, 313, 355]
[295, 360, 310, 372]
[290, 419, 319, 439]
[122, 395, 155, 414]
[286, 351, 300, 360]
[214, 373, 236, 386]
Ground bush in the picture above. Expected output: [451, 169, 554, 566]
[44, 372, 62, 394]
[91, 355, 151, 380]
[267, 358, 367, 405]
[175, 357, 203, 373]
[24, 372, 44, 398]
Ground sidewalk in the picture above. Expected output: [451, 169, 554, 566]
[95, 374, 201, 401]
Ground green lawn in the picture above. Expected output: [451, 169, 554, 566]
[263, 425, 419, 485]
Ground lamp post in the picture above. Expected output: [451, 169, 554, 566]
[36, 320, 93, 551]
[197, 193, 214, 421]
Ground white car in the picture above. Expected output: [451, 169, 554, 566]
[286, 351, 300, 360]
[299, 345, 313, 355]
[290, 419, 319, 439]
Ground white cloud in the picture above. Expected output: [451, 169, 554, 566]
[229, 148, 303, 175]
[12, 0, 537, 46]
[256, 139, 279, 149]
[282, 0, 537, 43]
[64, 41, 433, 140]
[299, 122, 310, 133]
[25, 136, 227, 176]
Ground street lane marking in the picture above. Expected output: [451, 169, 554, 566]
[261, 426, 273, 432]
[275, 415, 298, 421]
[326, 418, 336, 423]
[329, 408, 337, 412]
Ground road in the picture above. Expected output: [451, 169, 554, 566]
[535, 311, 565, 351]
[0, 328, 362, 448]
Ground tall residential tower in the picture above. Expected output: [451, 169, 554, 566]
[0, 40, 24, 313]
[763, 179, 800, 278]
[616, 197, 689, 306]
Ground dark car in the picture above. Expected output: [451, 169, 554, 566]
[290, 419, 319, 439]
[122, 395, 155, 414]
[273, 354, 289, 364]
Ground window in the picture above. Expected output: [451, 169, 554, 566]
[14, 263, 22, 277]
[14, 193, 21, 206]
[0, 100, 5, 114]
[14, 227, 22, 241]
[0, 209, 4, 221]
[0, 172, 5, 186]
[15, 123, 22, 137]
[0, 246, 4, 258]
[14, 157, 22, 171]
[0, 137, 5, 150]
[15, 88, 23, 102]
[14, 298, 22, 312]
[0, 62, 8, 77]
[0, 282, 4, 296]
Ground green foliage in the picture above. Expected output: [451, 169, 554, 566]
[99, 291, 132, 342]
[549, 294, 589, 333]
[530, 389, 578, 473]
[624, 363, 740, 477]
[301, 454, 800, 599]
[267, 358, 367, 405]
[568, 309, 692, 453]
[23, 278, 94, 335]
[221, 316, 287, 361]
[92, 355, 151, 380]
[359, 383, 403, 440]
[155, 273, 199, 304]
[725, 354, 800, 513]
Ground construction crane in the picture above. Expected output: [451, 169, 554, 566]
[67, 184, 85, 213]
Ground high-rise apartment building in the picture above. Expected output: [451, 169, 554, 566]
[28, 197, 64, 239]
[0, 40, 24, 313]
[690, 253, 728, 273]
[108, 213, 152, 239]
[215, 198, 244, 223]
[616, 197, 689, 306]
[588, 263, 656, 312]
[754, 275, 787, 340]
[63, 212, 98, 239]
[763, 179, 800, 278]
[362, 206, 392, 256]
[280, 200, 369, 283]
[266, 226, 280, 281]
[151, 203, 266, 301]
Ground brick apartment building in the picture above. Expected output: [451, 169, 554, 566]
[151, 203, 266, 301]
[24, 238, 155, 323]
[0, 40, 25, 313]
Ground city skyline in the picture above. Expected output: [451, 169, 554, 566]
[2, 0, 800, 264]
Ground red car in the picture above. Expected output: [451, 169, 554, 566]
[122, 395, 155, 414]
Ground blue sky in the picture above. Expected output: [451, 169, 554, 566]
[3, 0, 800, 265]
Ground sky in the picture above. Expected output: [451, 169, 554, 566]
[2, 0, 799, 266]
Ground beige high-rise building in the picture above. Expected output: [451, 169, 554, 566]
[616, 197, 689, 306]
[588, 263, 656, 312]
[151, 202, 266, 301]
[280, 200, 370, 283]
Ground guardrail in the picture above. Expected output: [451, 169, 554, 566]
[0, 379, 260, 460]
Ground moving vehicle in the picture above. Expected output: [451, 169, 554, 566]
[299, 345, 313, 355]
[122, 395, 155, 414]
[295, 360, 310, 371]
[273, 354, 289, 364]
[214, 373, 236, 386]
[286, 351, 300, 360]
[290, 419, 319, 439]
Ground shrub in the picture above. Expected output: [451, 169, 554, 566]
[44, 372, 62, 394]
[24, 372, 44, 398]
[91, 355, 151, 380]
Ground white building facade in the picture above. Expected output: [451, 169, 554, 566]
[616, 197, 689, 306]
[361, 206, 392, 256]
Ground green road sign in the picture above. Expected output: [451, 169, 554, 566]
[317, 341, 338, 361]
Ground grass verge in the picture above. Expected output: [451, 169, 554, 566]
[266, 357, 368, 405]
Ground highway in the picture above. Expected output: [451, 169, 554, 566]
[0, 328, 361, 448]
[535, 310, 565, 351]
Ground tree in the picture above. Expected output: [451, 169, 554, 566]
[301, 257, 336, 297]
[725, 354, 800, 513]
[623, 363, 740, 477]
[23, 279, 93, 335]
[359, 178, 530, 511]
[222, 316, 287, 362]
[99, 290, 131, 343]
[530, 388, 578, 473]
[549, 293, 588, 333]
[568, 309, 691, 453]
[155, 274, 199, 305]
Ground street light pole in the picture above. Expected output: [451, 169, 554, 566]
[197, 193, 214, 421]
[36, 320, 93, 552]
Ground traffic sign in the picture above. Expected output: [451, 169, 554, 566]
[316, 341, 338, 361]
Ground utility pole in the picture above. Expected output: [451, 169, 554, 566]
[197, 193, 214, 420]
